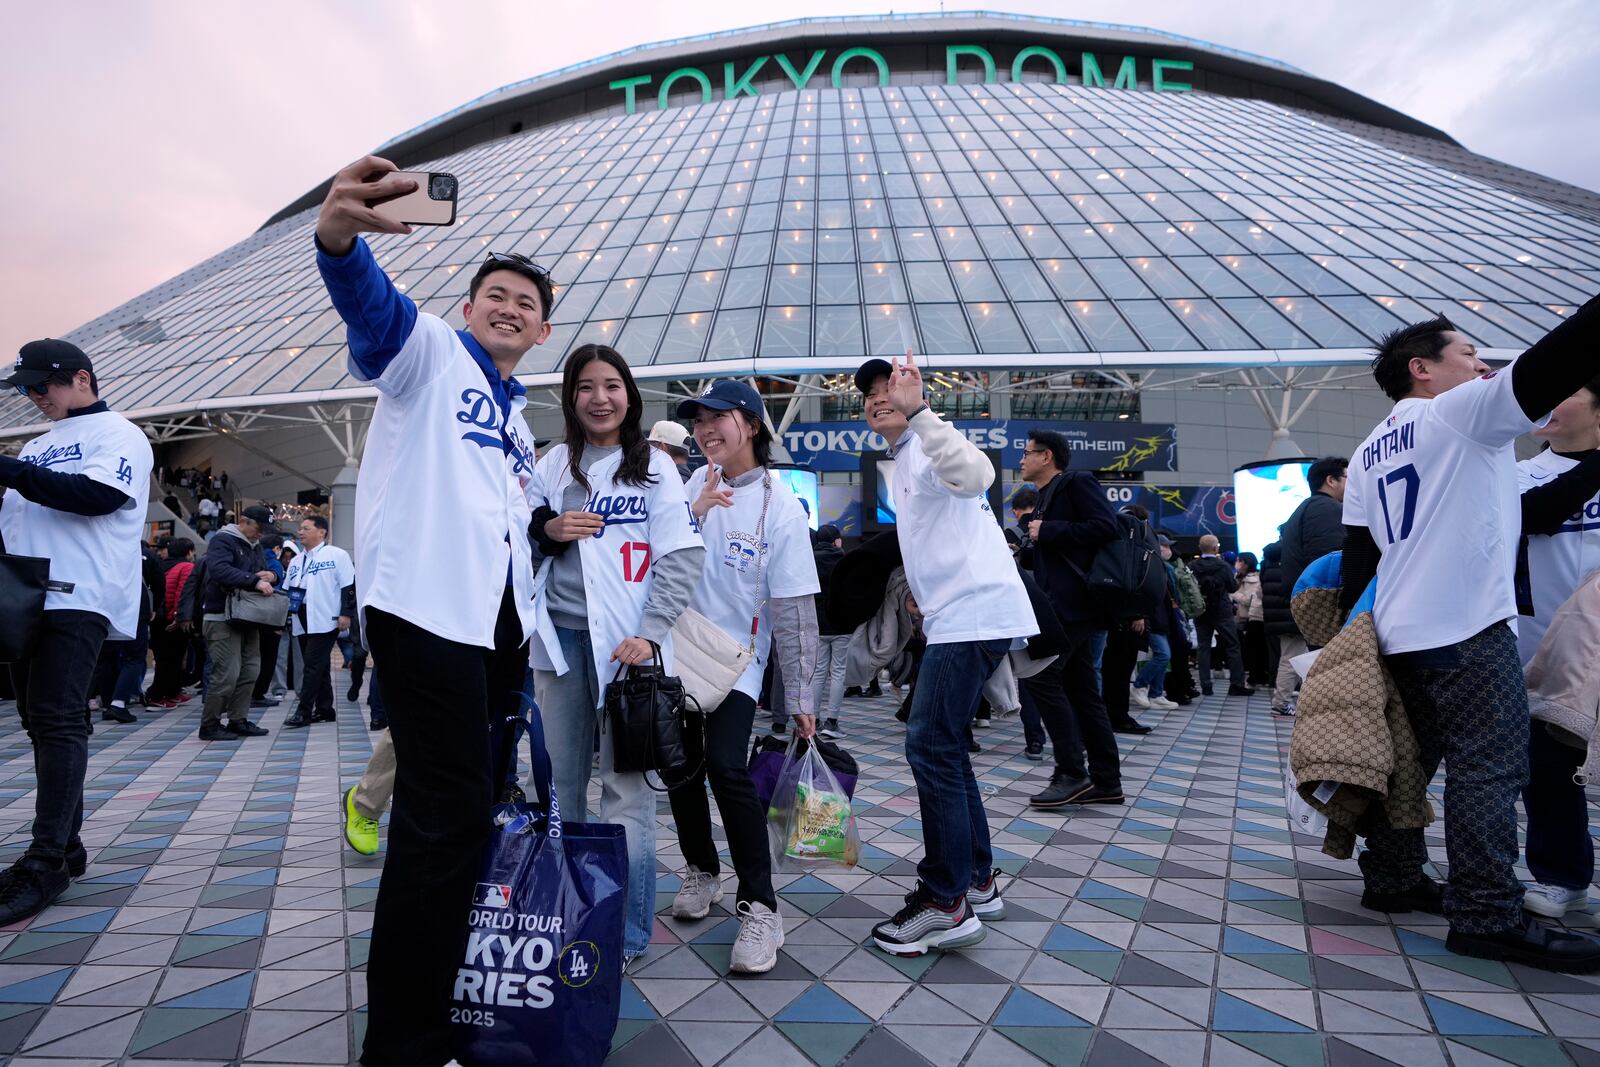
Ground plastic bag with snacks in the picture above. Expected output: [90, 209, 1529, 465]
[766, 737, 861, 872]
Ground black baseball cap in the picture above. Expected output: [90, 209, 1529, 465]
[854, 358, 893, 394]
[677, 379, 767, 422]
[817, 524, 842, 542]
[5, 339, 93, 389]
[240, 505, 274, 526]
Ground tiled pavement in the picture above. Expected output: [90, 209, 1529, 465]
[0, 677, 1597, 1066]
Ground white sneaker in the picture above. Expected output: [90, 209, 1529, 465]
[1150, 696, 1180, 710]
[1523, 882, 1592, 918]
[672, 867, 724, 920]
[1130, 686, 1152, 709]
[729, 900, 784, 974]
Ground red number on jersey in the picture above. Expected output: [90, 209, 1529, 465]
[620, 542, 651, 583]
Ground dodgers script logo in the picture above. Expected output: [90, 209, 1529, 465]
[456, 388, 507, 452]
[24, 442, 83, 470]
[584, 491, 648, 539]
[304, 559, 339, 577]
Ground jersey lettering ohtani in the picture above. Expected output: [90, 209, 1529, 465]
[1344, 366, 1544, 655]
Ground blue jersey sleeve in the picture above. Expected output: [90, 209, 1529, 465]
[315, 235, 419, 381]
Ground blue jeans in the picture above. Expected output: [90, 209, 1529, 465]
[905, 638, 1008, 905]
[1134, 633, 1171, 699]
[536, 626, 657, 956]
[1089, 629, 1107, 694]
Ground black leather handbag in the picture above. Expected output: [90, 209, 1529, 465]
[0, 554, 68, 664]
[603, 641, 704, 792]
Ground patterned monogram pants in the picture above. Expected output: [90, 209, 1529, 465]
[1358, 622, 1528, 935]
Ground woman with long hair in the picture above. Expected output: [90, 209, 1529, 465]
[666, 379, 819, 974]
[528, 343, 704, 965]
[1231, 551, 1269, 686]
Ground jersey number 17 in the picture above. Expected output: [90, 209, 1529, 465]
[1375, 463, 1420, 545]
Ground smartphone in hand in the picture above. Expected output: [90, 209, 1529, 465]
[368, 170, 458, 226]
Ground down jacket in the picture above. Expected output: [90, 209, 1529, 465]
[1261, 543, 1296, 639]
[1525, 571, 1600, 786]
[1288, 552, 1433, 859]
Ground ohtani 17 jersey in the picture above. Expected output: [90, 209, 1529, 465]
[1344, 365, 1544, 655]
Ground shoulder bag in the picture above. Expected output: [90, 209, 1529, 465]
[670, 471, 771, 711]
[224, 587, 290, 628]
[0, 554, 72, 663]
[603, 640, 704, 792]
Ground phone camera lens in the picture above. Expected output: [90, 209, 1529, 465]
[429, 175, 457, 200]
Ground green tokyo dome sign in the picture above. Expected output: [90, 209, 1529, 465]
[608, 44, 1194, 113]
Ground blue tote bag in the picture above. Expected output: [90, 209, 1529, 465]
[451, 704, 627, 1067]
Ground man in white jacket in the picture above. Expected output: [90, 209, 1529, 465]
[859, 352, 1038, 957]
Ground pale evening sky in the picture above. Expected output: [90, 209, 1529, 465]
[1, 0, 1596, 364]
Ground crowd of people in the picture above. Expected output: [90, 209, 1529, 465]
[0, 152, 1595, 1067]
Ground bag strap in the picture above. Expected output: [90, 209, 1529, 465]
[746, 472, 772, 655]
[495, 700, 557, 818]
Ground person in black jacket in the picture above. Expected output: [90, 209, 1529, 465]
[1278, 457, 1347, 595]
[197, 505, 276, 741]
[1017, 429, 1124, 806]
[1188, 535, 1253, 697]
[811, 524, 850, 738]
[1260, 542, 1300, 714]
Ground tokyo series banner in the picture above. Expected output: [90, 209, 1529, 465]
[779, 420, 1179, 474]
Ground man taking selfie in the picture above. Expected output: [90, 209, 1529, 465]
[314, 155, 551, 1067]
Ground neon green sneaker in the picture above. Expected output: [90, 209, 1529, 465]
[343, 785, 380, 856]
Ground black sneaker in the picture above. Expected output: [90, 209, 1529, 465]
[895, 702, 911, 723]
[1361, 878, 1445, 915]
[282, 714, 312, 729]
[871, 884, 986, 956]
[1111, 718, 1151, 735]
[312, 711, 337, 723]
[197, 724, 242, 741]
[968, 737, 982, 754]
[1201, 686, 1214, 697]
[347, 681, 363, 702]
[101, 705, 136, 724]
[369, 714, 389, 731]
[1030, 772, 1091, 808]
[819, 720, 843, 739]
[1024, 743, 1044, 761]
[866, 682, 883, 697]
[0, 857, 70, 926]
[1072, 784, 1126, 805]
[770, 719, 786, 736]
[229, 720, 269, 738]
[844, 686, 863, 698]
[1447, 914, 1600, 973]
[1227, 684, 1257, 697]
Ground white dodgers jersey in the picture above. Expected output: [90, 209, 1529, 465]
[1344, 366, 1543, 655]
[1516, 450, 1600, 663]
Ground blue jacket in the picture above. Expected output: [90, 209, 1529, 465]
[201, 526, 269, 615]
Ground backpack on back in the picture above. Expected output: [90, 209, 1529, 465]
[1173, 562, 1205, 618]
[1076, 509, 1166, 620]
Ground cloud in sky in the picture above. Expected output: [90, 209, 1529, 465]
[2, 0, 1595, 363]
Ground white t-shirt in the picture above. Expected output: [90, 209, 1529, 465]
[1344, 365, 1544, 655]
[685, 466, 820, 701]
[1516, 449, 1600, 663]
[529, 445, 702, 704]
[197, 498, 218, 517]
[353, 313, 539, 649]
[890, 425, 1037, 645]
[0, 408, 154, 639]
[284, 542, 355, 636]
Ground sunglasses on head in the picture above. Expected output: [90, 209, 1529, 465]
[483, 250, 550, 278]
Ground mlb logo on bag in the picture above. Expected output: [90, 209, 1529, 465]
[474, 882, 513, 909]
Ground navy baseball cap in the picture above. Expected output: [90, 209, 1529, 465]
[854, 358, 893, 394]
[5, 338, 93, 389]
[677, 379, 766, 422]
[1157, 534, 1174, 546]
